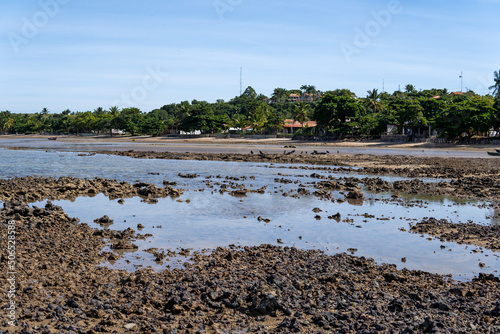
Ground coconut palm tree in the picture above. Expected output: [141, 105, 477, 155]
[365, 89, 383, 113]
[300, 85, 317, 101]
[271, 88, 288, 103]
[489, 70, 500, 97]
[292, 102, 311, 133]
[405, 84, 416, 94]
[248, 105, 270, 134]
[106, 106, 121, 136]
[228, 114, 248, 135]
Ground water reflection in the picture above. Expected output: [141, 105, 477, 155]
[36, 186, 499, 282]
[490, 208, 500, 226]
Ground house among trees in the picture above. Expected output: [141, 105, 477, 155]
[281, 119, 317, 134]
[289, 94, 301, 103]
[288, 93, 317, 103]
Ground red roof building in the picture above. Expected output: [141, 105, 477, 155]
[282, 119, 317, 134]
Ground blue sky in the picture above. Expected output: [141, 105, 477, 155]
[1, 0, 499, 113]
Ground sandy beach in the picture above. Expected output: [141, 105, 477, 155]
[0, 134, 498, 159]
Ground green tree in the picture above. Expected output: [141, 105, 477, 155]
[356, 112, 380, 136]
[489, 70, 500, 97]
[248, 105, 270, 134]
[271, 88, 288, 103]
[264, 108, 285, 134]
[228, 114, 248, 135]
[313, 93, 364, 134]
[0, 111, 14, 134]
[242, 86, 257, 99]
[419, 97, 447, 135]
[116, 108, 143, 136]
[52, 110, 72, 133]
[433, 97, 495, 140]
[365, 89, 383, 113]
[179, 102, 218, 134]
[494, 98, 500, 130]
[292, 102, 311, 133]
[141, 110, 168, 136]
[387, 98, 426, 134]
[107, 106, 121, 135]
[468, 96, 496, 136]
[300, 85, 317, 95]
[325, 89, 356, 97]
[405, 84, 416, 94]
[71, 111, 96, 134]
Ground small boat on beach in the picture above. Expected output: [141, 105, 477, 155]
[487, 151, 500, 156]
[47, 137, 57, 140]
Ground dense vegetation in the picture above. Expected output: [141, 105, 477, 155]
[1, 76, 500, 141]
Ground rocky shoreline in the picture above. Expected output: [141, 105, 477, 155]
[0, 152, 499, 333]
[1, 200, 499, 333]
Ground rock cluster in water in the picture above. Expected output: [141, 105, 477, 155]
[96, 151, 500, 201]
[0, 176, 182, 202]
[410, 218, 500, 251]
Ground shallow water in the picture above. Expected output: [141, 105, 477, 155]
[1, 148, 498, 281]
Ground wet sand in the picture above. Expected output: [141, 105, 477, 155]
[0, 134, 499, 158]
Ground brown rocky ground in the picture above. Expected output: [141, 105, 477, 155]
[0, 201, 499, 333]
[0, 152, 499, 333]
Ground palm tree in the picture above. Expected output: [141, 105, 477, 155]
[228, 114, 248, 135]
[107, 106, 121, 136]
[489, 70, 500, 97]
[0, 111, 14, 134]
[109, 106, 120, 115]
[300, 85, 317, 100]
[248, 105, 270, 134]
[271, 88, 288, 103]
[405, 84, 416, 94]
[292, 102, 311, 133]
[365, 89, 383, 113]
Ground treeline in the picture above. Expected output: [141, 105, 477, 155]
[1, 83, 500, 140]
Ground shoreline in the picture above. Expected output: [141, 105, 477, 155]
[0, 133, 498, 154]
